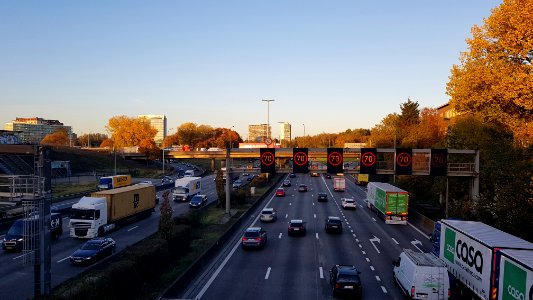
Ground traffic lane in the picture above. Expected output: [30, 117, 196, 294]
[201, 187, 323, 300]
[314, 185, 391, 299]
[333, 197, 422, 299]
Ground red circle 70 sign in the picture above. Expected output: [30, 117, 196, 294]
[328, 151, 343, 166]
[261, 152, 275, 166]
[361, 152, 377, 167]
[294, 152, 308, 166]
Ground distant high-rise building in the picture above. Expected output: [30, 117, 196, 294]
[279, 122, 291, 142]
[137, 114, 167, 146]
[248, 124, 270, 142]
[4, 117, 73, 144]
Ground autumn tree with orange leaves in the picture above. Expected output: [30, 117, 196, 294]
[105, 116, 158, 155]
[447, 0, 533, 146]
[41, 127, 71, 146]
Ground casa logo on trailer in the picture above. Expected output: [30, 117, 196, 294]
[501, 260, 530, 300]
[444, 227, 484, 274]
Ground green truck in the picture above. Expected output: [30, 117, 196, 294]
[365, 182, 408, 225]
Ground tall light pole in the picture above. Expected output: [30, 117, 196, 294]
[302, 123, 306, 137]
[226, 126, 234, 215]
[262, 99, 275, 141]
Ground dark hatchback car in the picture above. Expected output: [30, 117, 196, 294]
[288, 219, 306, 236]
[325, 216, 343, 233]
[189, 194, 208, 208]
[70, 237, 116, 266]
[282, 180, 291, 187]
[329, 265, 363, 299]
[241, 227, 267, 249]
[317, 192, 328, 202]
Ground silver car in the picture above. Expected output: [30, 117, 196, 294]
[341, 198, 357, 209]
[260, 208, 277, 222]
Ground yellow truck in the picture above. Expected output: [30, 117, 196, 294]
[97, 174, 132, 190]
[354, 174, 369, 185]
[69, 184, 156, 238]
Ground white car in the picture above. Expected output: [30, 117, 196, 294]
[341, 198, 357, 210]
[260, 208, 277, 222]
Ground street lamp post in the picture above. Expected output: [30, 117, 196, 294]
[226, 126, 234, 215]
[302, 123, 306, 137]
[262, 99, 275, 141]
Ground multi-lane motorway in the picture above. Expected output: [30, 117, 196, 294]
[0, 168, 218, 300]
[0, 169, 434, 300]
[176, 173, 433, 300]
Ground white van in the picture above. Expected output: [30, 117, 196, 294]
[392, 249, 450, 300]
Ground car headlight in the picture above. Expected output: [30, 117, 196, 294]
[17, 238, 23, 242]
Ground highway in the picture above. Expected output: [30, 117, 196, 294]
[176, 173, 433, 300]
[0, 166, 217, 300]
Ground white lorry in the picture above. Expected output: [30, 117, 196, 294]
[437, 219, 533, 300]
[393, 249, 450, 300]
[173, 177, 202, 202]
[333, 176, 346, 192]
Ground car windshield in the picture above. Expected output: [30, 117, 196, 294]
[81, 242, 101, 250]
[338, 274, 360, 283]
[328, 219, 342, 225]
[191, 197, 202, 203]
[261, 211, 272, 215]
[344, 199, 354, 203]
[244, 231, 260, 238]
[290, 222, 303, 227]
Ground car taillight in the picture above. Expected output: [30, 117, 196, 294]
[335, 284, 340, 289]
[242, 237, 247, 241]
[256, 237, 263, 242]
[448, 289, 451, 299]
[411, 286, 415, 297]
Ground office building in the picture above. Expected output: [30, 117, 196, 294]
[248, 124, 270, 142]
[279, 122, 291, 142]
[4, 117, 73, 144]
[137, 114, 167, 146]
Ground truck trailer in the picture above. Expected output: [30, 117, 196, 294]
[97, 174, 132, 190]
[173, 177, 202, 202]
[69, 184, 156, 238]
[437, 219, 533, 300]
[333, 176, 346, 192]
[497, 249, 533, 300]
[366, 182, 408, 225]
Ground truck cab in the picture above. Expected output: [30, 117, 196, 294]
[69, 197, 108, 238]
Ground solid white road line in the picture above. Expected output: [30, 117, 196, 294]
[265, 267, 271, 279]
[57, 256, 70, 263]
[408, 221, 432, 239]
[392, 238, 399, 245]
[372, 217, 377, 222]
[127, 226, 139, 232]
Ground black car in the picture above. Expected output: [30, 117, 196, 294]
[325, 174, 332, 179]
[189, 194, 208, 208]
[289, 173, 296, 178]
[329, 265, 362, 298]
[70, 238, 116, 266]
[317, 192, 328, 202]
[288, 219, 306, 236]
[282, 180, 291, 187]
[325, 216, 343, 233]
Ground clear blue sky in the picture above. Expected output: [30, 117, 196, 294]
[0, 1, 502, 139]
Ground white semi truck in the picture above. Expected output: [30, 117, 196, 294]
[173, 177, 202, 202]
[69, 184, 156, 238]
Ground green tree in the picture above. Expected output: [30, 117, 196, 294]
[446, 0, 533, 146]
[446, 115, 533, 240]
